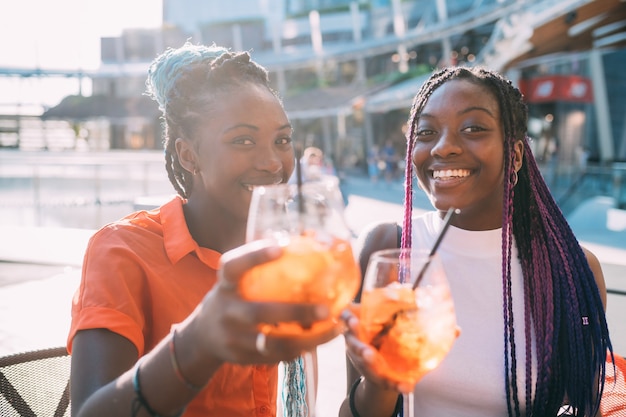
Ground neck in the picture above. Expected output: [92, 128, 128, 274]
[183, 199, 246, 253]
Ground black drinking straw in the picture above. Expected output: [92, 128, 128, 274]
[411, 207, 459, 290]
[371, 208, 459, 348]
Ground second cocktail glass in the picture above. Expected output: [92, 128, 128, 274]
[359, 247, 458, 416]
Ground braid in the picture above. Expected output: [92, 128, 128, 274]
[520, 145, 611, 415]
[145, 42, 278, 198]
[402, 68, 456, 249]
[402, 66, 612, 416]
[503, 134, 521, 417]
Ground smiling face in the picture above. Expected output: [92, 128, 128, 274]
[411, 79, 511, 230]
[178, 82, 294, 224]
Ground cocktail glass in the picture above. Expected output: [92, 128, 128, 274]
[240, 177, 361, 337]
[358, 248, 458, 416]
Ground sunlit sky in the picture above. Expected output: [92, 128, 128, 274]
[0, 0, 162, 110]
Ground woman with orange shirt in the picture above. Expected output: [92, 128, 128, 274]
[67, 42, 341, 417]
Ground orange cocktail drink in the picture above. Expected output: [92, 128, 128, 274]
[242, 179, 360, 336]
[359, 282, 457, 384]
[239, 232, 360, 336]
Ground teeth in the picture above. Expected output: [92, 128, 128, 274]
[244, 181, 282, 191]
[433, 169, 470, 179]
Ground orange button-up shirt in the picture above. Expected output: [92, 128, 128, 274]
[68, 196, 278, 416]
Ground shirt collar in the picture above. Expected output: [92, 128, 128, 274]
[162, 196, 221, 268]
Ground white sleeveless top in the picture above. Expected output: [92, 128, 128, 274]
[411, 211, 536, 416]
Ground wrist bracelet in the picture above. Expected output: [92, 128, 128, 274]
[132, 358, 186, 417]
[349, 376, 404, 417]
[169, 328, 204, 391]
[349, 376, 364, 417]
[132, 358, 163, 417]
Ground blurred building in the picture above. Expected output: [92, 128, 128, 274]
[3, 0, 625, 203]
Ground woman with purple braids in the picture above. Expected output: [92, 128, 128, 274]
[340, 66, 613, 417]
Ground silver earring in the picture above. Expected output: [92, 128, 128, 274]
[511, 170, 518, 186]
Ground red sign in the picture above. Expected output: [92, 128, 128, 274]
[521, 75, 594, 103]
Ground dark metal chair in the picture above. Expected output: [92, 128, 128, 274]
[0, 346, 70, 417]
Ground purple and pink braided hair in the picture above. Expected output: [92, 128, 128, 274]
[400, 66, 612, 416]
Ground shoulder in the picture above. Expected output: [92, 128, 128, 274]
[356, 221, 399, 265]
[581, 246, 607, 310]
[91, 211, 160, 242]
[85, 206, 168, 262]
[358, 221, 399, 249]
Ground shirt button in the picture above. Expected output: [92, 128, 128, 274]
[259, 405, 270, 414]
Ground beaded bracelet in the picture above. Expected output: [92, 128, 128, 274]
[169, 328, 204, 391]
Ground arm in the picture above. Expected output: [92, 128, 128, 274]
[71, 241, 342, 417]
[71, 325, 223, 417]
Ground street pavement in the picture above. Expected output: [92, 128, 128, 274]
[0, 174, 625, 416]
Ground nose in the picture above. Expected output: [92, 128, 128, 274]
[254, 144, 283, 174]
[431, 129, 462, 158]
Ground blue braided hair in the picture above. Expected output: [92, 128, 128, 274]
[145, 42, 229, 115]
[282, 356, 309, 416]
[145, 41, 280, 198]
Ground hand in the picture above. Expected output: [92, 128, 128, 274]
[191, 239, 344, 364]
[342, 304, 415, 394]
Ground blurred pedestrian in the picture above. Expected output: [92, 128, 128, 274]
[381, 139, 398, 182]
[366, 144, 381, 183]
[289, 145, 337, 184]
[67, 42, 341, 417]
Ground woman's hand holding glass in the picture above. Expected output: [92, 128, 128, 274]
[187, 239, 343, 366]
[344, 248, 459, 415]
[238, 178, 361, 338]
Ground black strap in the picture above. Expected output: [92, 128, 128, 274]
[395, 394, 403, 416]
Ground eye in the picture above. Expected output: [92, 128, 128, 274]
[275, 136, 292, 146]
[232, 136, 254, 146]
[461, 125, 487, 134]
[414, 127, 436, 141]
[416, 128, 435, 136]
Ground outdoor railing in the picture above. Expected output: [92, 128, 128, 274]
[0, 150, 172, 229]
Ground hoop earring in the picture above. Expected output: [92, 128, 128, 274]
[511, 170, 518, 186]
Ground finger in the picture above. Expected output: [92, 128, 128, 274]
[340, 304, 360, 325]
[348, 302, 361, 318]
[215, 300, 341, 360]
[344, 344, 403, 393]
[218, 240, 283, 289]
[228, 325, 340, 365]
[344, 333, 375, 364]
[344, 339, 411, 394]
[268, 321, 344, 358]
[249, 301, 331, 330]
